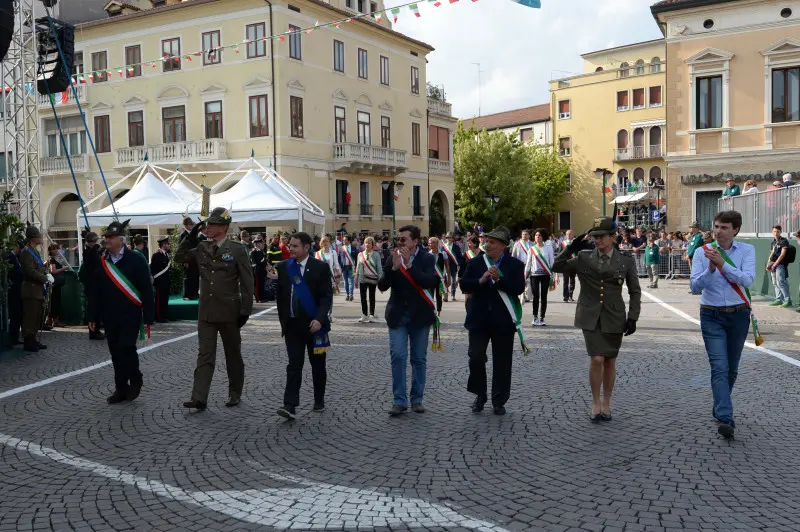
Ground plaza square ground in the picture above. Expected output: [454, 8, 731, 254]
[1, 279, 800, 532]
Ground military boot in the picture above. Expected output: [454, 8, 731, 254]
[23, 337, 39, 352]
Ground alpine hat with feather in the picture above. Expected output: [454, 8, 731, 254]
[103, 219, 131, 238]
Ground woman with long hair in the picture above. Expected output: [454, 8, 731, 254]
[355, 237, 383, 323]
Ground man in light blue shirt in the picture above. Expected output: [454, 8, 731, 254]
[690, 210, 755, 440]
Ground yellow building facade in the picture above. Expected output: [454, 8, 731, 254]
[37, 0, 456, 249]
[550, 40, 666, 233]
[652, 0, 800, 230]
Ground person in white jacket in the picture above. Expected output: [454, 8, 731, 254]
[315, 235, 342, 321]
[511, 230, 532, 302]
[524, 229, 555, 326]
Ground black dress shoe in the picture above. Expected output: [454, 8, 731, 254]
[23, 339, 38, 352]
[225, 397, 240, 407]
[600, 412, 612, 421]
[126, 382, 143, 401]
[493, 405, 506, 416]
[183, 400, 207, 410]
[471, 395, 487, 413]
[107, 390, 128, 404]
[37, 342, 47, 350]
[718, 423, 735, 440]
[89, 331, 106, 340]
[388, 404, 408, 416]
[277, 405, 296, 419]
[313, 401, 325, 412]
[590, 413, 602, 423]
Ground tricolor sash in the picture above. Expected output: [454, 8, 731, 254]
[466, 249, 477, 260]
[443, 243, 457, 264]
[431, 252, 447, 295]
[531, 244, 555, 289]
[483, 254, 531, 356]
[399, 261, 442, 352]
[101, 255, 148, 341]
[342, 245, 355, 268]
[704, 243, 764, 346]
[287, 259, 331, 354]
[315, 249, 340, 294]
[360, 251, 379, 279]
[516, 240, 531, 257]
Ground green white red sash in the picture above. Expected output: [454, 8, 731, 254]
[360, 251, 379, 279]
[483, 254, 530, 355]
[704, 243, 764, 346]
[466, 249, 477, 260]
[531, 244, 555, 289]
[443, 242, 457, 264]
[399, 262, 442, 352]
[515, 240, 531, 257]
[431, 251, 447, 295]
[101, 254, 148, 341]
[342, 245, 355, 268]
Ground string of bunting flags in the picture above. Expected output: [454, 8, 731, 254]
[2, 0, 540, 95]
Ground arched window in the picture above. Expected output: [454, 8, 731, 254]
[649, 126, 662, 157]
[635, 59, 645, 75]
[617, 129, 629, 149]
[633, 167, 645, 183]
[650, 57, 662, 73]
[633, 128, 645, 158]
[617, 169, 629, 188]
[595, 66, 604, 72]
[619, 62, 630, 78]
[649, 166, 663, 186]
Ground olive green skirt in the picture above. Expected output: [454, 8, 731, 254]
[582, 327, 623, 358]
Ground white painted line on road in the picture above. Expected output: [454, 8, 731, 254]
[0, 433, 509, 532]
[0, 307, 276, 402]
[642, 291, 800, 369]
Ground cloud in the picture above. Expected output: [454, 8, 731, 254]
[385, 0, 663, 119]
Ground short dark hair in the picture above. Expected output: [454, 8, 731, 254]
[773, 225, 783, 232]
[398, 225, 421, 241]
[714, 211, 743, 231]
[534, 228, 550, 241]
[468, 235, 480, 247]
[182, 216, 194, 226]
[290, 232, 313, 248]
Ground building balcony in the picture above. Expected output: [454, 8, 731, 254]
[428, 158, 452, 176]
[427, 98, 452, 117]
[332, 143, 407, 176]
[37, 85, 88, 109]
[333, 203, 351, 217]
[613, 144, 663, 162]
[114, 139, 228, 167]
[40, 154, 89, 176]
[412, 205, 425, 219]
[380, 204, 394, 217]
[359, 204, 375, 217]
[610, 184, 665, 200]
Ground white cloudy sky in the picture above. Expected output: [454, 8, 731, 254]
[384, 0, 664, 118]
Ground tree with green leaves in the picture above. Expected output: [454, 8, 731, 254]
[453, 124, 533, 229]
[528, 143, 571, 226]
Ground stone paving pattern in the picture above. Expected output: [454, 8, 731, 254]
[1, 280, 800, 531]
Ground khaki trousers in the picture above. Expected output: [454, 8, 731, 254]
[191, 320, 243, 403]
[22, 298, 44, 338]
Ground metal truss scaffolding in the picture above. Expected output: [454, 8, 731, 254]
[1, 0, 41, 226]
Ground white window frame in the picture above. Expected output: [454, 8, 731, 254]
[632, 88, 646, 110]
[200, 27, 224, 66]
[558, 136, 571, 157]
[760, 38, 800, 150]
[243, 76, 273, 140]
[557, 99, 571, 120]
[648, 85, 663, 108]
[686, 47, 734, 154]
[616, 90, 629, 112]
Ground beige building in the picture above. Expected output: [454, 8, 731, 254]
[466, 104, 552, 145]
[34, 0, 456, 251]
[550, 39, 667, 233]
[653, 0, 800, 229]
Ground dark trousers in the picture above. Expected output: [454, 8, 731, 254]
[562, 272, 576, 299]
[8, 290, 21, 342]
[48, 286, 62, 319]
[254, 271, 266, 302]
[183, 268, 199, 299]
[192, 320, 243, 402]
[106, 321, 142, 393]
[360, 283, 376, 316]
[531, 274, 550, 318]
[22, 298, 44, 338]
[155, 283, 170, 321]
[467, 328, 514, 407]
[283, 318, 327, 407]
[435, 286, 442, 313]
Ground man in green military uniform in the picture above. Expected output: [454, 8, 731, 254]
[20, 226, 53, 352]
[177, 207, 254, 410]
[553, 217, 641, 423]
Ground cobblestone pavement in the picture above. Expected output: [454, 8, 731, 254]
[2, 279, 800, 531]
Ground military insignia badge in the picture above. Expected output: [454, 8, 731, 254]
[293, 275, 301, 285]
[222, 253, 234, 262]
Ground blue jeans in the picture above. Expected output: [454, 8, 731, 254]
[700, 308, 750, 426]
[388, 317, 430, 407]
[342, 267, 354, 297]
[771, 265, 791, 303]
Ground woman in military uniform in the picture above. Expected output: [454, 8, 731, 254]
[552, 217, 641, 423]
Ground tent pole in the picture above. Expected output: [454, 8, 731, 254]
[298, 209, 303, 232]
[147, 226, 153, 260]
[77, 220, 84, 265]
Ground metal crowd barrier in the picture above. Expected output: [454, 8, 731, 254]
[629, 249, 691, 279]
[717, 183, 800, 236]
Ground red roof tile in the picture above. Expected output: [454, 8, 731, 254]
[463, 104, 550, 131]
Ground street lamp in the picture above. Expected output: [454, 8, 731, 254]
[485, 194, 500, 226]
[594, 168, 613, 217]
[382, 180, 404, 238]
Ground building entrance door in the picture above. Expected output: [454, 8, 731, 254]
[696, 190, 723, 229]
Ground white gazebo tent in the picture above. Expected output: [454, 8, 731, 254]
[78, 163, 198, 263]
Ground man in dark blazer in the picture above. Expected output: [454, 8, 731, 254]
[460, 226, 526, 415]
[378, 225, 439, 416]
[275, 231, 333, 419]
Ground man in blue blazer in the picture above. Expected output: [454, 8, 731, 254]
[378, 225, 439, 416]
[460, 226, 526, 415]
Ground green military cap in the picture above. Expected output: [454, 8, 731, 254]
[103, 219, 131, 238]
[587, 217, 618, 236]
[25, 225, 42, 240]
[484, 225, 511, 245]
[205, 207, 232, 225]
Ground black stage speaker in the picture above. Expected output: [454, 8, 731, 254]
[35, 17, 75, 95]
[0, 0, 14, 62]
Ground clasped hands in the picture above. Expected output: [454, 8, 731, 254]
[703, 247, 725, 271]
[480, 266, 500, 284]
[391, 247, 412, 270]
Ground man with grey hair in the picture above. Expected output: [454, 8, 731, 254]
[782, 173, 795, 188]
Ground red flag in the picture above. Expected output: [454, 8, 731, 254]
[60, 90, 69, 104]
[345, 185, 352, 204]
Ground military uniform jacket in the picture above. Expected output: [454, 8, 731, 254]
[176, 237, 254, 322]
[552, 247, 641, 334]
[20, 247, 48, 300]
[150, 250, 171, 288]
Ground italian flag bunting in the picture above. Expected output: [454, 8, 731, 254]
[391, 7, 400, 22]
[428, 0, 441, 6]
[375, 12, 383, 22]
[410, 4, 421, 16]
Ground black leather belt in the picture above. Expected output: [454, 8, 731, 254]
[700, 304, 748, 313]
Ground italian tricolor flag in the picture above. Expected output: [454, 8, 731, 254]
[391, 7, 400, 22]
[375, 12, 383, 22]
[427, 0, 441, 6]
[410, 4, 420, 16]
